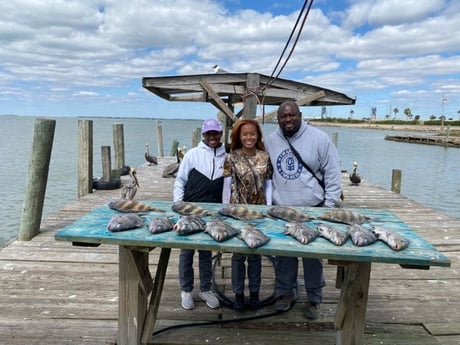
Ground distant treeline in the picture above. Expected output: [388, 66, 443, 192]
[310, 118, 460, 127]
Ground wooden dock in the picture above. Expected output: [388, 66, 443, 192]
[1, 157, 459, 345]
[385, 134, 460, 148]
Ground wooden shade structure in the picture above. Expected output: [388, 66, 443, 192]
[142, 72, 356, 124]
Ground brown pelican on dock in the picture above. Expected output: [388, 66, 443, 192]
[349, 161, 362, 186]
[162, 146, 186, 178]
[120, 167, 139, 199]
[145, 143, 158, 165]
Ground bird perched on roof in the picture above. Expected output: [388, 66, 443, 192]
[212, 64, 229, 74]
[120, 167, 139, 200]
[349, 161, 362, 186]
[162, 146, 187, 178]
[145, 143, 158, 165]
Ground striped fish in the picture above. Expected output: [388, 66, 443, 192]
[316, 223, 349, 246]
[218, 204, 264, 221]
[238, 223, 270, 248]
[284, 222, 319, 244]
[108, 199, 165, 213]
[173, 215, 207, 236]
[348, 224, 377, 246]
[107, 213, 145, 232]
[148, 216, 175, 234]
[171, 201, 212, 216]
[204, 217, 239, 242]
[268, 206, 314, 222]
[318, 209, 371, 225]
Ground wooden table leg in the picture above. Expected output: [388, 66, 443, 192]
[141, 247, 171, 344]
[118, 246, 153, 345]
[335, 262, 371, 345]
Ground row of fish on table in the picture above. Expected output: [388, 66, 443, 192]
[106, 199, 411, 251]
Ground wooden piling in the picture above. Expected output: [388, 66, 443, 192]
[112, 123, 125, 175]
[77, 120, 93, 198]
[332, 132, 338, 148]
[101, 146, 112, 182]
[391, 169, 402, 194]
[156, 120, 164, 157]
[192, 128, 201, 147]
[169, 139, 179, 156]
[19, 118, 56, 241]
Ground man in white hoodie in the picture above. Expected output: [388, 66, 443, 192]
[174, 118, 227, 310]
[264, 101, 342, 319]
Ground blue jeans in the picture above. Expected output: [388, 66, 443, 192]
[275, 256, 325, 304]
[231, 253, 261, 294]
[179, 249, 212, 292]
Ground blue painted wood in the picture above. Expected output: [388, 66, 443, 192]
[55, 200, 451, 268]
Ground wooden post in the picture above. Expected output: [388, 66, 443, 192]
[112, 123, 125, 176]
[242, 73, 260, 119]
[169, 139, 179, 156]
[156, 120, 164, 157]
[332, 132, 338, 148]
[192, 128, 201, 147]
[391, 169, 402, 194]
[77, 120, 93, 198]
[101, 146, 112, 182]
[19, 118, 56, 241]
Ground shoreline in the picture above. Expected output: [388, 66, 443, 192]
[309, 121, 444, 133]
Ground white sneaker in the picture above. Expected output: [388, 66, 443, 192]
[181, 291, 195, 310]
[199, 290, 220, 309]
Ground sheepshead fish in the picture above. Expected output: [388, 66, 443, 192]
[148, 216, 175, 234]
[108, 199, 165, 213]
[173, 215, 206, 235]
[371, 226, 410, 251]
[284, 222, 319, 244]
[204, 217, 239, 242]
[238, 223, 270, 248]
[268, 206, 314, 222]
[318, 209, 370, 225]
[171, 201, 212, 216]
[317, 223, 349, 246]
[218, 204, 264, 220]
[348, 223, 377, 246]
[107, 213, 145, 232]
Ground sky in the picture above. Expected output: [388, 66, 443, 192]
[1, 0, 459, 120]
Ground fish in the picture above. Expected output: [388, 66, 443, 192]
[267, 206, 314, 222]
[173, 215, 207, 236]
[204, 217, 239, 242]
[148, 216, 175, 234]
[108, 199, 165, 213]
[284, 222, 319, 244]
[238, 223, 270, 248]
[218, 204, 264, 220]
[107, 213, 145, 232]
[348, 223, 377, 246]
[371, 226, 410, 251]
[317, 223, 349, 246]
[318, 209, 371, 225]
[171, 201, 212, 216]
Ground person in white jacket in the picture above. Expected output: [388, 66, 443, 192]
[173, 118, 227, 310]
[264, 101, 342, 320]
[222, 119, 272, 311]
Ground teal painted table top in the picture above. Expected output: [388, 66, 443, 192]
[55, 200, 450, 268]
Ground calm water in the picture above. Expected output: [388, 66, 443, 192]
[1, 116, 459, 247]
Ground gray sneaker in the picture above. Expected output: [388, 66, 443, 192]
[304, 302, 320, 320]
[275, 292, 297, 311]
[199, 290, 220, 309]
[181, 291, 195, 310]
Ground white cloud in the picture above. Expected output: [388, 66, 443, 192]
[0, 0, 458, 118]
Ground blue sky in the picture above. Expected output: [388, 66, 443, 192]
[1, 0, 459, 120]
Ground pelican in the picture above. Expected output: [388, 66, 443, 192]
[120, 167, 139, 199]
[145, 143, 158, 165]
[162, 146, 186, 178]
[349, 161, 362, 186]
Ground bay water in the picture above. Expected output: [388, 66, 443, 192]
[1, 115, 459, 247]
